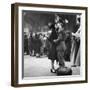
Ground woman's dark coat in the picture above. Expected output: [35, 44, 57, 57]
[48, 24, 58, 60]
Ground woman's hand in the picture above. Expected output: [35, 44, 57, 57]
[53, 40, 57, 43]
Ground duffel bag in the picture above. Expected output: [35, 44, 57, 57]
[56, 67, 72, 76]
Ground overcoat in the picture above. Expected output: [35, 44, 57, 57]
[48, 24, 58, 60]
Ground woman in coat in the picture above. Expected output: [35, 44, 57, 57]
[48, 23, 58, 73]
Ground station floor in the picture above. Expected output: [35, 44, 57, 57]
[24, 55, 80, 77]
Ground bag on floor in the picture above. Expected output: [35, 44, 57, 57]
[56, 67, 72, 76]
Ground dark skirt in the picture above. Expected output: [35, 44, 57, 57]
[48, 44, 57, 61]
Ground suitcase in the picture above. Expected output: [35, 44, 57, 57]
[56, 67, 72, 76]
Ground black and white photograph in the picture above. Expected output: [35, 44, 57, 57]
[23, 11, 81, 77]
[11, 3, 87, 87]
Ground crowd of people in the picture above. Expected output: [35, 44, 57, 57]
[24, 14, 81, 73]
[24, 31, 50, 57]
[28, 32, 49, 57]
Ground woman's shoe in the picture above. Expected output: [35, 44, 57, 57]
[50, 69, 56, 73]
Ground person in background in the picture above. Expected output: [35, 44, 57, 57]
[64, 31, 72, 61]
[35, 33, 42, 57]
[45, 31, 52, 56]
[31, 32, 36, 56]
[71, 15, 81, 67]
[24, 32, 29, 55]
[28, 32, 33, 56]
[39, 34, 45, 56]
